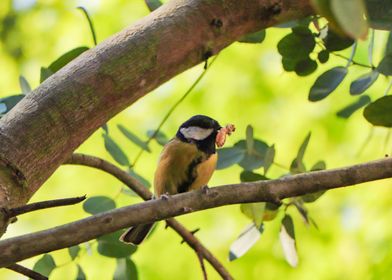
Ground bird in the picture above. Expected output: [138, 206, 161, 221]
[120, 115, 235, 245]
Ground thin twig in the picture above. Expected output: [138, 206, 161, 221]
[333, 52, 372, 69]
[196, 245, 208, 280]
[131, 55, 219, 167]
[7, 263, 47, 280]
[5, 196, 86, 218]
[65, 153, 233, 279]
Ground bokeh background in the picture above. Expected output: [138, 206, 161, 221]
[1, 0, 392, 279]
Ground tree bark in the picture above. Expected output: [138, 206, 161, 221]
[0, 157, 391, 267]
[0, 0, 314, 214]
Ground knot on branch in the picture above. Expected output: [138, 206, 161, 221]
[260, 2, 282, 20]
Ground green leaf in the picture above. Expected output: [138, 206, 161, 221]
[114, 258, 138, 280]
[68, 245, 80, 260]
[293, 201, 310, 224]
[385, 32, 392, 56]
[245, 125, 254, 154]
[291, 26, 313, 36]
[229, 224, 263, 261]
[317, 50, 330, 63]
[279, 215, 298, 267]
[118, 124, 151, 152]
[146, 130, 168, 146]
[0, 95, 24, 115]
[311, 160, 326, 171]
[278, 33, 315, 60]
[128, 168, 151, 188]
[309, 66, 348, 102]
[290, 132, 311, 174]
[238, 30, 266, 44]
[48, 47, 89, 73]
[40, 67, 53, 83]
[77, 6, 97, 46]
[324, 30, 355, 51]
[363, 95, 392, 127]
[296, 132, 311, 163]
[216, 147, 245, 170]
[377, 55, 392, 75]
[240, 171, 268, 182]
[235, 140, 269, 171]
[240, 203, 265, 227]
[282, 57, 297, 72]
[83, 196, 116, 215]
[337, 95, 371, 119]
[263, 202, 280, 221]
[19, 75, 31, 94]
[40, 47, 89, 83]
[144, 0, 163, 11]
[302, 190, 326, 203]
[350, 71, 379, 95]
[366, 0, 392, 31]
[76, 265, 86, 280]
[294, 58, 318, 76]
[331, 0, 368, 39]
[98, 231, 137, 258]
[263, 145, 275, 175]
[103, 133, 130, 166]
[33, 254, 56, 278]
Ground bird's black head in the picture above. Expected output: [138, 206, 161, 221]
[176, 115, 221, 154]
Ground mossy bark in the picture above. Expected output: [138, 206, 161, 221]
[0, 0, 314, 236]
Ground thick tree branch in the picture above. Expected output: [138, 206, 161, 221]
[0, 157, 391, 267]
[0, 0, 314, 211]
[65, 153, 233, 279]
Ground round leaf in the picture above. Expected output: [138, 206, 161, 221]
[98, 231, 137, 258]
[317, 50, 330, 63]
[324, 30, 354, 51]
[278, 33, 315, 60]
[294, 58, 318, 76]
[363, 95, 392, 127]
[238, 30, 266, 44]
[309, 66, 348, 102]
[83, 196, 116, 215]
[336, 95, 371, 119]
[114, 258, 138, 280]
[350, 71, 379, 95]
[377, 55, 392, 76]
[216, 147, 245, 170]
[33, 254, 56, 277]
[103, 133, 130, 166]
[229, 224, 263, 261]
[235, 140, 269, 171]
[331, 0, 369, 39]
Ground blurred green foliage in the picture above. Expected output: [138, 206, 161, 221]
[1, 0, 392, 279]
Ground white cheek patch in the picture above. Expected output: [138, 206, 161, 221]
[180, 127, 213, 140]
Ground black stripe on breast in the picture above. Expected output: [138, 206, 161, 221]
[177, 155, 205, 193]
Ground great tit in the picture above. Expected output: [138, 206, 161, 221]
[120, 115, 235, 245]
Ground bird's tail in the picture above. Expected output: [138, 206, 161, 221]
[119, 223, 154, 245]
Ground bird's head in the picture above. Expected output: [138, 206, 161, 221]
[176, 115, 222, 154]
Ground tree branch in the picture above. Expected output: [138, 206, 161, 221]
[6, 263, 47, 280]
[4, 196, 86, 218]
[65, 153, 233, 279]
[0, 157, 391, 267]
[0, 0, 314, 212]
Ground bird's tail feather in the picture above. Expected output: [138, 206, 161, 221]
[119, 223, 154, 245]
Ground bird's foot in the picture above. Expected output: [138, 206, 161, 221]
[201, 185, 209, 194]
[160, 193, 170, 201]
